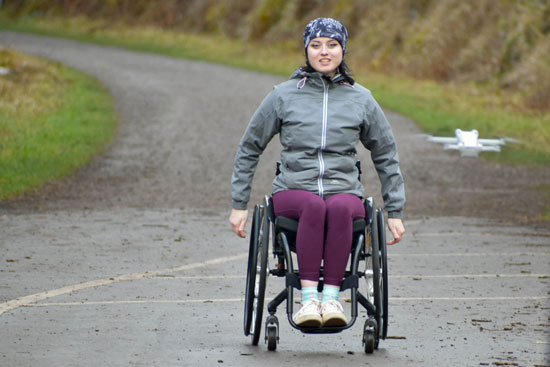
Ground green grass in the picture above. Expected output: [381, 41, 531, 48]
[1, 14, 549, 166]
[0, 50, 117, 200]
[534, 185, 550, 221]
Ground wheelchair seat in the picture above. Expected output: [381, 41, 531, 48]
[273, 215, 367, 263]
[274, 215, 366, 235]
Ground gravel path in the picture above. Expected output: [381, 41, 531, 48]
[1, 32, 548, 224]
[1, 31, 548, 366]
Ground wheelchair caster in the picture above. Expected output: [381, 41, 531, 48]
[363, 317, 378, 354]
[267, 326, 278, 351]
[265, 315, 279, 351]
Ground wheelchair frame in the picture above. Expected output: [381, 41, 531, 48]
[243, 195, 389, 353]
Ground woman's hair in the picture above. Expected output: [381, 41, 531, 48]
[303, 59, 355, 85]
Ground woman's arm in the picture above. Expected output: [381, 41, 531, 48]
[360, 98, 406, 219]
[360, 96, 406, 244]
[231, 89, 280, 210]
[230, 89, 281, 236]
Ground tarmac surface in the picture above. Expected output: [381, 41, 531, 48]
[1, 31, 549, 366]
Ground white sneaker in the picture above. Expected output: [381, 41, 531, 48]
[321, 300, 348, 327]
[293, 299, 322, 327]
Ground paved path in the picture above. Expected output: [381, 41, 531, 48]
[1, 32, 549, 366]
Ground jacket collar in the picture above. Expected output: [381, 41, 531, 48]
[290, 67, 346, 89]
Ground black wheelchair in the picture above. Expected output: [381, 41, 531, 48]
[243, 192, 389, 353]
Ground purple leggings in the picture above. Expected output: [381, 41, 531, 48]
[272, 190, 365, 287]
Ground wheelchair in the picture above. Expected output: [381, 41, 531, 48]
[243, 192, 389, 353]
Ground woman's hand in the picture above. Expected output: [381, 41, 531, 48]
[229, 209, 249, 238]
[387, 218, 405, 245]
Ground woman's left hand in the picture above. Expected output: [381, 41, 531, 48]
[229, 209, 249, 238]
[387, 218, 405, 245]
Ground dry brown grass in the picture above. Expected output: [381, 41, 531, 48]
[0, 48, 65, 117]
[1, 1, 548, 164]
[8, 0, 547, 111]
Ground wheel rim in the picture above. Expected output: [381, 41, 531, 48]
[364, 246, 375, 305]
[250, 256, 263, 335]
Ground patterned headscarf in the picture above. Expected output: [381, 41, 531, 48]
[303, 17, 348, 55]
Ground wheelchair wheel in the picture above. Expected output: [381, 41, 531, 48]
[243, 205, 261, 337]
[377, 209, 389, 339]
[249, 204, 270, 346]
[365, 212, 382, 341]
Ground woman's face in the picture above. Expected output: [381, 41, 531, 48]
[307, 37, 343, 78]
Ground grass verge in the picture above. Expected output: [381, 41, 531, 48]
[1, 14, 549, 165]
[534, 185, 550, 221]
[0, 48, 117, 200]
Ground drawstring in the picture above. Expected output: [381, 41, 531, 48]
[296, 76, 353, 89]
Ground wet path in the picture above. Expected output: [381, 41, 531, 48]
[1, 32, 549, 366]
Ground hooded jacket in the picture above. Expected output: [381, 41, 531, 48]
[231, 68, 405, 218]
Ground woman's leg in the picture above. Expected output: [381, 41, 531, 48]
[272, 190, 326, 283]
[323, 193, 365, 287]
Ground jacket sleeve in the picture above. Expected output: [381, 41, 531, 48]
[231, 89, 281, 210]
[360, 99, 406, 218]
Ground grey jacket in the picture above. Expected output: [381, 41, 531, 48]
[231, 69, 405, 218]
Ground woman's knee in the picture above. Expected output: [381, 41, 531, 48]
[301, 193, 325, 213]
[326, 194, 364, 218]
[273, 190, 325, 218]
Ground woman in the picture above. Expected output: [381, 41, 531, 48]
[230, 18, 405, 327]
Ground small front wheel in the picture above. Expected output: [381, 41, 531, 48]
[266, 326, 278, 351]
[363, 318, 378, 354]
[364, 332, 375, 354]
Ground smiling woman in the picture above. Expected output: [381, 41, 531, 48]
[0, 48, 117, 200]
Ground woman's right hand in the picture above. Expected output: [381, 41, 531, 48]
[229, 209, 249, 238]
[387, 217, 405, 245]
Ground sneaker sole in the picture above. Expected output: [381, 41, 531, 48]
[294, 315, 322, 327]
[322, 313, 347, 327]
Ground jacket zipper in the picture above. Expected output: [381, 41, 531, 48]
[317, 79, 328, 197]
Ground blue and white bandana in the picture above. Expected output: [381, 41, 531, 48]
[303, 17, 348, 54]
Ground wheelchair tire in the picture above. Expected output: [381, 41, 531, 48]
[250, 203, 270, 346]
[244, 205, 261, 337]
[370, 212, 382, 340]
[377, 209, 389, 340]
